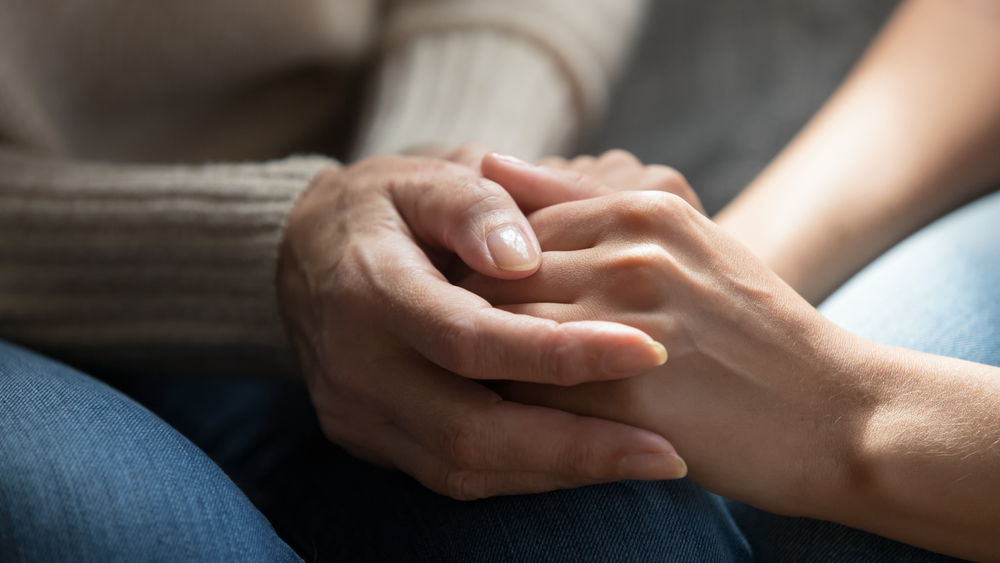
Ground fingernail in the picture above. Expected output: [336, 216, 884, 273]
[620, 453, 688, 480]
[491, 153, 534, 167]
[602, 341, 667, 376]
[487, 225, 539, 272]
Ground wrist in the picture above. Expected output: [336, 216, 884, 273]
[276, 164, 343, 348]
[762, 324, 885, 519]
[788, 332, 899, 522]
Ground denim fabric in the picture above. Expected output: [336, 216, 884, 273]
[0, 340, 301, 563]
[102, 372, 753, 562]
[0, 347, 752, 563]
[3, 190, 998, 562]
[821, 188, 1000, 367]
[255, 440, 752, 562]
[726, 189, 1000, 563]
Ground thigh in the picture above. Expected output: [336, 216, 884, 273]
[0, 340, 300, 563]
[261, 442, 752, 563]
[820, 188, 1000, 366]
[120, 374, 752, 563]
[729, 189, 1000, 563]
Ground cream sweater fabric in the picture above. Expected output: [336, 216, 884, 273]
[0, 0, 646, 374]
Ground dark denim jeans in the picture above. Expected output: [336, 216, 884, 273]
[3, 191, 998, 562]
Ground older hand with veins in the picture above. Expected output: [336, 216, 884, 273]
[276, 154, 686, 500]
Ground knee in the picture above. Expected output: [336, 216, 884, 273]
[0, 340, 299, 563]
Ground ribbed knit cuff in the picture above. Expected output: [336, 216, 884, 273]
[356, 29, 578, 160]
[0, 149, 335, 375]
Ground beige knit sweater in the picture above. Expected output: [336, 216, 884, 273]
[0, 0, 646, 375]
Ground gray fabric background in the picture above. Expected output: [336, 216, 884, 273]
[584, 0, 901, 215]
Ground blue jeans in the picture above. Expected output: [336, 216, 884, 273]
[2, 190, 998, 562]
[726, 189, 1000, 563]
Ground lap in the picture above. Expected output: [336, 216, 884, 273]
[8, 191, 996, 563]
[821, 188, 1000, 366]
[0, 340, 299, 563]
[728, 189, 1000, 563]
[2, 341, 751, 563]
[123, 374, 753, 563]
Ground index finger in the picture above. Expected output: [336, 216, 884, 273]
[355, 235, 667, 384]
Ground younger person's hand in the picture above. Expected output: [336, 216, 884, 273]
[463, 161, 865, 516]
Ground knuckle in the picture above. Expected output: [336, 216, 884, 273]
[646, 165, 690, 192]
[599, 244, 676, 310]
[440, 411, 487, 468]
[458, 177, 504, 211]
[568, 171, 602, 197]
[645, 166, 700, 210]
[555, 440, 600, 477]
[632, 191, 696, 227]
[449, 178, 514, 233]
[438, 313, 479, 376]
[641, 190, 689, 217]
[612, 191, 695, 232]
[540, 327, 577, 385]
[599, 149, 640, 166]
[605, 243, 677, 279]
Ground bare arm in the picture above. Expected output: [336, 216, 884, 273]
[467, 157, 1000, 561]
[715, 0, 1000, 303]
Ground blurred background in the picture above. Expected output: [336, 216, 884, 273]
[584, 0, 900, 215]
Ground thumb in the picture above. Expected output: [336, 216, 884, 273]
[386, 157, 542, 280]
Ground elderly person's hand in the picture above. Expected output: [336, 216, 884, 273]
[417, 143, 703, 213]
[276, 155, 686, 500]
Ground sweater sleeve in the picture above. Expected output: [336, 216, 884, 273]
[355, 0, 648, 161]
[0, 148, 334, 376]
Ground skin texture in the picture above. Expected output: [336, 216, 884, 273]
[463, 157, 1000, 561]
[335, 0, 1000, 553]
[276, 154, 693, 500]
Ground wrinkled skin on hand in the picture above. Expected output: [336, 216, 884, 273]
[276, 155, 687, 500]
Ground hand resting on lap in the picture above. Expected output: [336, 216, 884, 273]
[461, 180, 859, 516]
[276, 155, 684, 500]
[466, 155, 1000, 562]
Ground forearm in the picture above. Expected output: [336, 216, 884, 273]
[469, 159, 1000, 558]
[355, 0, 648, 161]
[820, 338, 1000, 561]
[715, 0, 1000, 303]
[0, 148, 332, 374]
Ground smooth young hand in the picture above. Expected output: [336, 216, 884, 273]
[464, 157, 866, 515]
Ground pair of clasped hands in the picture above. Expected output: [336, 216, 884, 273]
[278, 145, 842, 513]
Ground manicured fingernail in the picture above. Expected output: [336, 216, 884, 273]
[620, 453, 688, 480]
[602, 341, 667, 376]
[491, 153, 534, 167]
[487, 225, 539, 271]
